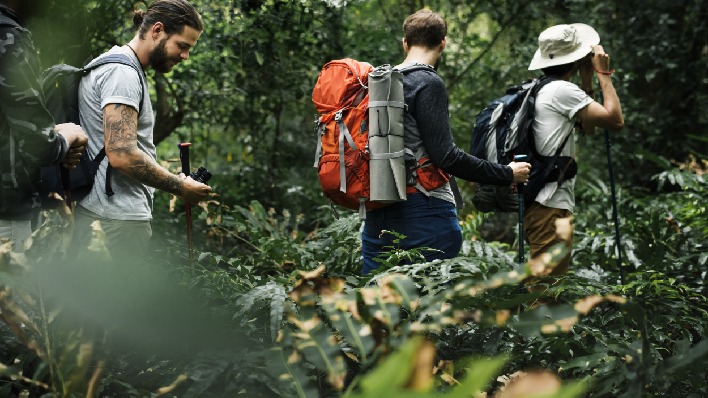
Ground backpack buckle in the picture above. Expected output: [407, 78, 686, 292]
[334, 110, 344, 122]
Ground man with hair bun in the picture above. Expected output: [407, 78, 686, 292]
[360, 9, 531, 273]
[73, 0, 210, 258]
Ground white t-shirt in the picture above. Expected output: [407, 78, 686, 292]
[77, 46, 156, 221]
[531, 80, 592, 212]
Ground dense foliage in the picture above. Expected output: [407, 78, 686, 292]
[1, 0, 706, 397]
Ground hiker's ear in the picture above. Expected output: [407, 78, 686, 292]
[402, 38, 409, 52]
[150, 22, 165, 40]
[440, 36, 447, 52]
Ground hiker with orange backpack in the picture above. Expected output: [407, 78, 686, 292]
[359, 9, 531, 273]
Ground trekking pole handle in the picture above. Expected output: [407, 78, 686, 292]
[513, 154, 527, 264]
[513, 154, 528, 187]
[178, 142, 192, 176]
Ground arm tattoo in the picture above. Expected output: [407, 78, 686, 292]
[104, 104, 139, 154]
[128, 152, 184, 196]
[103, 104, 183, 196]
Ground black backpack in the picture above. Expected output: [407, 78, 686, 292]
[39, 55, 144, 208]
[469, 76, 577, 212]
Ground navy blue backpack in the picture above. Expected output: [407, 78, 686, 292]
[469, 76, 577, 211]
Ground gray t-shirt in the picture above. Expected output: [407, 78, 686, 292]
[531, 80, 592, 212]
[77, 46, 155, 221]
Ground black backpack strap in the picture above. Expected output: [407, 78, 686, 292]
[92, 148, 114, 196]
[555, 127, 574, 157]
[397, 63, 436, 75]
[529, 76, 573, 158]
[83, 53, 145, 197]
[526, 76, 560, 158]
[448, 177, 464, 210]
[529, 75, 556, 101]
[84, 54, 146, 114]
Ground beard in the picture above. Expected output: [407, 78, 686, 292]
[148, 38, 181, 73]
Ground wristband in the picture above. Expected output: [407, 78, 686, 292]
[594, 68, 615, 75]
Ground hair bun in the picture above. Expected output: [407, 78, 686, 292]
[132, 3, 147, 28]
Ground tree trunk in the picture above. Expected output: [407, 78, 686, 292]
[153, 73, 186, 145]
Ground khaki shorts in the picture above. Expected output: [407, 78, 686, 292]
[523, 202, 573, 276]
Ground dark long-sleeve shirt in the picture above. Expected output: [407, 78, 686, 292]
[403, 67, 512, 185]
[0, 6, 67, 217]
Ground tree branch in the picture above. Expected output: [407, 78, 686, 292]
[153, 73, 186, 145]
[447, 4, 527, 93]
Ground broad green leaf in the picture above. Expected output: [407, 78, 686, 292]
[446, 355, 508, 398]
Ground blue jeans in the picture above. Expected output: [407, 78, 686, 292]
[361, 193, 462, 274]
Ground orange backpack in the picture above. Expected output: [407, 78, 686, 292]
[312, 58, 449, 215]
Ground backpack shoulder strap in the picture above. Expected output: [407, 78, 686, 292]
[529, 75, 556, 97]
[553, 123, 575, 157]
[84, 54, 146, 115]
[396, 63, 436, 75]
[527, 76, 573, 159]
[82, 53, 146, 198]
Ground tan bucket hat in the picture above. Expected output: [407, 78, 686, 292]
[528, 23, 600, 70]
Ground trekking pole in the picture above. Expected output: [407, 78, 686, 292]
[178, 143, 194, 263]
[597, 90, 626, 285]
[604, 129, 626, 285]
[514, 154, 528, 265]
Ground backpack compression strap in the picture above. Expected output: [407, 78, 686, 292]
[82, 54, 146, 197]
[335, 110, 359, 193]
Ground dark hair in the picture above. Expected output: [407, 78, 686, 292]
[541, 61, 576, 77]
[403, 9, 447, 49]
[133, 0, 202, 39]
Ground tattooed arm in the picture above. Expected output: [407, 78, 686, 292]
[103, 103, 211, 202]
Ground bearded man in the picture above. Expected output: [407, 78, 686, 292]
[73, 0, 211, 258]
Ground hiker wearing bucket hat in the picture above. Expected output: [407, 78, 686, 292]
[524, 23, 624, 279]
[360, 9, 532, 274]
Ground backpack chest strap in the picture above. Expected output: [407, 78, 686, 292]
[313, 120, 325, 168]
